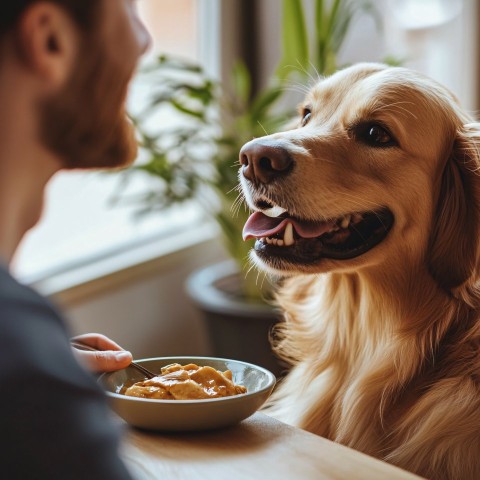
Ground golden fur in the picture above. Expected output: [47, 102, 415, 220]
[239, 63, 480, 479]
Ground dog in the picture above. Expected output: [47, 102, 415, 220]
[238, 63, 480, 480]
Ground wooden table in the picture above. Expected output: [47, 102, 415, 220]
[121, 412, 423, 479]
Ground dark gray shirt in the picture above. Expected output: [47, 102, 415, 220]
[0, 266, 133, 479]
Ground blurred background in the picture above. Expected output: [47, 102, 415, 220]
[11, 0, 480, 360]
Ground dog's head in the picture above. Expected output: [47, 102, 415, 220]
[239, 63, 480, 293]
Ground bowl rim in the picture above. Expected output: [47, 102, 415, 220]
[98, 355, 277, 405]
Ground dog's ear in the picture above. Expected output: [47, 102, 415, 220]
[428, 123, 480, 294]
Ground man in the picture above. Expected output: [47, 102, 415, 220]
[0, 1, 151, 477]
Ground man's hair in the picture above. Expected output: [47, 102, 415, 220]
[0, 0, 99, 36]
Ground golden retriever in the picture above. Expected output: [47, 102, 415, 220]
[238, 63, 480, 480]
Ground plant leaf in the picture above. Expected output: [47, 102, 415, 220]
[169, 99, 206, 121]
[277, 0, 309, 80]
[250, 85, 284, 121]
[231, 61, 252, 105]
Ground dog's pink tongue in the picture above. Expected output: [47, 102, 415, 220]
[243, 212, 334, 240]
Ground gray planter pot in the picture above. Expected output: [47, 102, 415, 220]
[186, 260, 285, 377]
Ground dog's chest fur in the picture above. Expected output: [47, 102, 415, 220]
[269, 271, 480, 477]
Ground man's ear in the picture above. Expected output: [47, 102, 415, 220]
[16, 2, 79, 89]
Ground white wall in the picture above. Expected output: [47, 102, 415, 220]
[55, 237, 227, 359]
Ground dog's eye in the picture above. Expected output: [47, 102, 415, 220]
[354, 123, 396, 147]
[301, 108, 312, 127]
[367, 125, 392, 144]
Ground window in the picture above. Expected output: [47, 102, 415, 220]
[13, 0, 220, 284]
[254, 0, 478, 111]
[381, 0, 476, 110]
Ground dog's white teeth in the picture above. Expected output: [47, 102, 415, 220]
[284, 222, 295, 246]
[261, 224, 295, 247]
[263, 206, 287, 218]
[340, 215, 351, 229]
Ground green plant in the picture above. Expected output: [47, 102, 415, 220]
[123, 0, 377, 301]
[279, 0, 379, 79]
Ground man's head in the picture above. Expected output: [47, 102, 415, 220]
[0, 0, 150, 169]
[0, 1, 97, 38]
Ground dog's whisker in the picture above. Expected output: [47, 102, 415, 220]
[281, 63, 307, 77]
[230, 202, 241, 218]
[244, 262, 256, 279]
[258, 121, 270, 136]
[231, 194, 246, 217]
[371, 101, 418, 120]
[226, 185, 240, 196]
[283, 87, 310, 98]
[283, 83, 312, 96]
[230, 199, 243, 216]
[260, 271, 267, 291]
[349, 223, 369, 242]
[294, 59, 320, 87]
[255, 269, 263, 289]
[308, 60, 323, 84]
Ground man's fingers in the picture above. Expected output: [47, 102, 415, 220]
[79, 350, 133, 373]
[93, 335, 124, 352]
[71, 333, 124, 352]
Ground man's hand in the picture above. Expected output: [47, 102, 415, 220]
[71, 333, 133, 373]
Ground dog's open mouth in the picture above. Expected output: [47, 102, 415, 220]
[243, 207, 394, 263]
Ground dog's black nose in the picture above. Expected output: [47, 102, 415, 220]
[240, 139, 294, 184]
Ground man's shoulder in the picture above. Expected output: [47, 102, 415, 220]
[0, 265, 60, 313]
[0, 265, 68, 352]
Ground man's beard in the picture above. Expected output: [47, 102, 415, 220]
[39, 42, 138, 170]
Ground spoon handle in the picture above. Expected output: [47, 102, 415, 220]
[70, 340, 157, 379]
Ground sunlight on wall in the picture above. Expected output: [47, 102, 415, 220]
[139, 0, 198, 59]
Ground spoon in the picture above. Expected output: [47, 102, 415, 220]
[70, 340, 157, 379]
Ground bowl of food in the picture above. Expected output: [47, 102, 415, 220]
[98, 356, 276, 431]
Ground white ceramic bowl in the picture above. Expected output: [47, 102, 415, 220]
[98, 356, 276, 431]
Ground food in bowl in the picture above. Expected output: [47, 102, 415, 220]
[124, 363, 247, 400]
[99, 356, 276, 431]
